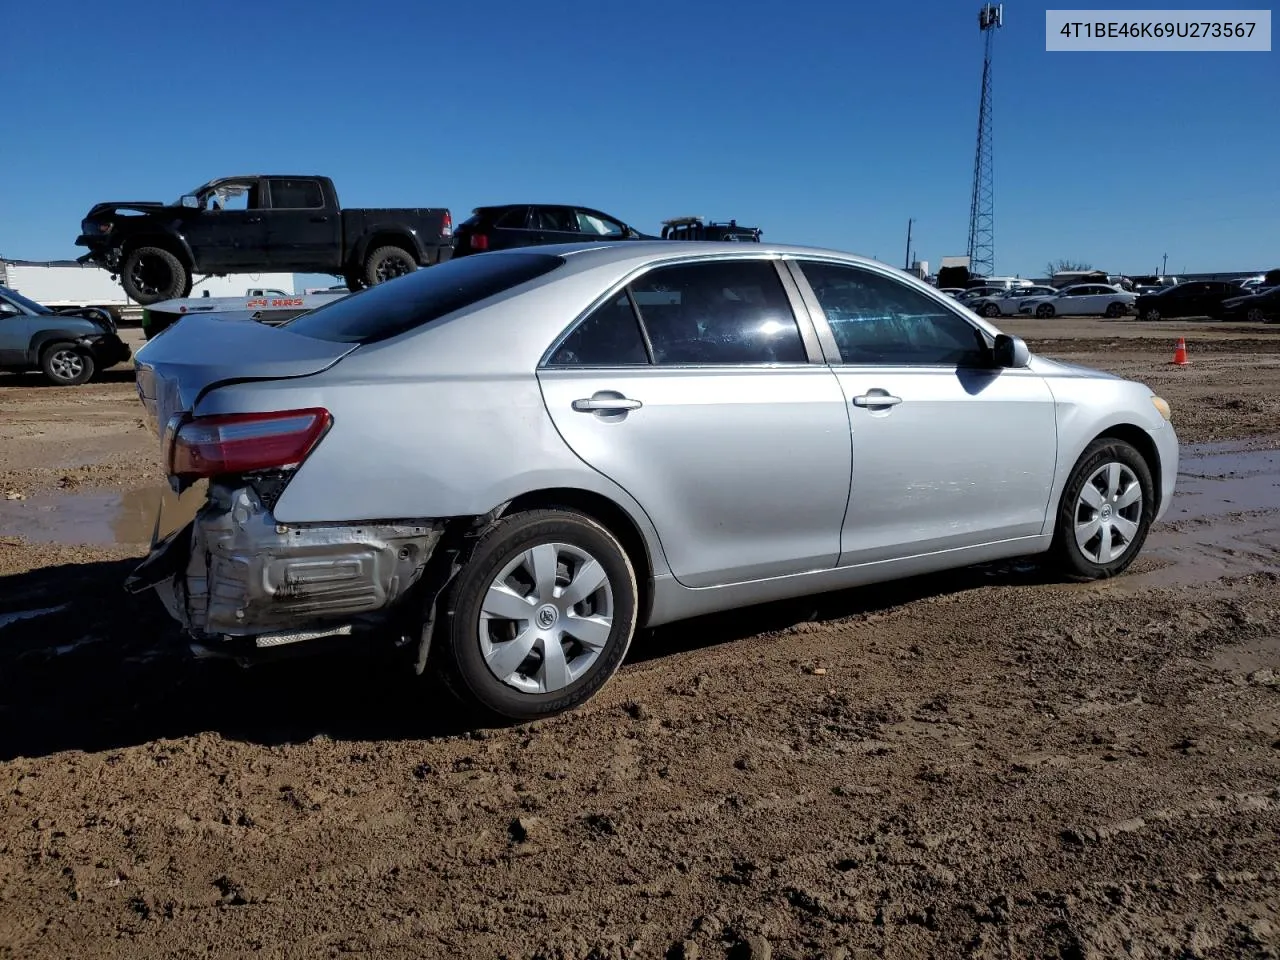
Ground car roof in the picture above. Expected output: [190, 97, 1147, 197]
[472, 239, 893, 274]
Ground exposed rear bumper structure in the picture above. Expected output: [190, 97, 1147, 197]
[129, 483, 445, 647]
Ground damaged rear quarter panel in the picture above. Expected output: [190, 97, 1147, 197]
[192, 374, 673, 579]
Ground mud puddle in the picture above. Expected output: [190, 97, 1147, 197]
[0, 483, 204, 547]
[1124, 440, 1280, 588]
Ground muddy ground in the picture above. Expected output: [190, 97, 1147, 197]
[1, 319, 1278, 959]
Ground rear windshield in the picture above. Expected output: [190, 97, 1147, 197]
[282, 253, 564, 344]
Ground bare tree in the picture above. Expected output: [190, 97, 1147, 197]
[1045, 258, 1093, 277]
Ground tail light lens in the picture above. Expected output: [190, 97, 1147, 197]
[470, 234, 489, 250]
[168, 408, 332, 480]
[442, 211, 453, 237]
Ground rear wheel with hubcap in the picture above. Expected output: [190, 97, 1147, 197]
[1050, 437, 1155, 579]
[437, 509, 639, 721]
[1036, 303, 1056, 319]
[1105, 302, 1127, 318]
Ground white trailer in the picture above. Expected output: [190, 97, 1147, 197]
[0, 258, 297, 324]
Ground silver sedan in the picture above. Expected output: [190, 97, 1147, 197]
[128, 242, 1179, 720]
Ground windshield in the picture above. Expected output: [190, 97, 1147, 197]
[0, 286, 53, 314]
[282, 252, 566, 344]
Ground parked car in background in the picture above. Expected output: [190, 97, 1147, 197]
[938, 287, 968, 299]
[966, 285, 1059, 318]
[1214, 285, 1280, 323]
[1135, 280, 1246, 321]
[964, 276, 1035, 291]
[0, 285, 131, 385]
[1018, 284, 1136, 318]
[451, 204, 653, 257]
[76, 174, 454, 304]
[127, 241, 1177, 721]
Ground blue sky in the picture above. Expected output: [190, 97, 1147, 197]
[2, 0, 1276, 281]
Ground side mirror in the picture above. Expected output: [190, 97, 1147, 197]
[180, 194, 200, 209]
[993, 333, 1030, 368]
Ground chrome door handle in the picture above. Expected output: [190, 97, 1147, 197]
[573, 396, 642, 412]
[852, 393, 902, 408]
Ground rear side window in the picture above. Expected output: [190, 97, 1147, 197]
[283, 253, 564, 344]
[268, 179, 324, 208]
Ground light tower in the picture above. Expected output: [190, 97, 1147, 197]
[966, 3, 1002, 278]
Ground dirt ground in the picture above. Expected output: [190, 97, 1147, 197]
[1, 319, 1278, 959]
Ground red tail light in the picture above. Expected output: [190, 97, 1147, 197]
[442, 211, 453, 237]
[470, 233, 489, 250]
[169, 408, 332, 479]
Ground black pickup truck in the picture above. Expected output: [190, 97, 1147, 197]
[75, 175, 454, 305]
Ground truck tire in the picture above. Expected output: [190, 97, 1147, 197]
[363, 245, 418, 287]
[121, 247, 190, 305]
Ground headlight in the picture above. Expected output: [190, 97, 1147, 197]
[1150, 395, 1172, 421]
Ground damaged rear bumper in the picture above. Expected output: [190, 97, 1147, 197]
[126, 483, 445, 648]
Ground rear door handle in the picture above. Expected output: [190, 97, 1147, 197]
[573, 396, 642, 412]
[852, 393, 902, 408]
[246, 216, 263, 223]
[311, 215, 329, 222]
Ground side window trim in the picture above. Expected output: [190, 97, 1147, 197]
[784, 256, 996, 368]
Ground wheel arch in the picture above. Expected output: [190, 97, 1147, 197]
[119, 233, 195, 271]
[350, 229, 423, 271]
[495, 487, 657, 627]
[1089, 423, 1163, 513]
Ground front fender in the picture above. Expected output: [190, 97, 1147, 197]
[27, 326, 100, 364]
[119, 226, 197, 271]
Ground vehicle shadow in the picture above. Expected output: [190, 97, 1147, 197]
[0, 555, 1054, 761]
[0, 367, 136, 388]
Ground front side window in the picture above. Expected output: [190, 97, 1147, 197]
[797, 260, 989, 366]
[575, 210, 626, 237]
[630, 260, 807, 365]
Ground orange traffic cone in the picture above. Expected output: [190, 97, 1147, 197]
[1170, 338, 1190, 366]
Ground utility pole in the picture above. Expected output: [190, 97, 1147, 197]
[904, 218, 914, 270]
[1162, 253, 1168, 275]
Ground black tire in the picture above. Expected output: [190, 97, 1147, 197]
[436, 509, 639, 721]
[1246, 307, 1265, 323]
[1142, 308, 1160, 322]
[362, 245, 418, 287]
[1049, 437, 1155, 580]
[1105, 302, 1126, 319]
[1036, 303, 1056, 319]
[982, 303, 1001, 318]
[40, 342, 96, 386]
[120, 246, 190, 305]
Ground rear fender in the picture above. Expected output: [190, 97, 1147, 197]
[349, 227, 426, 269]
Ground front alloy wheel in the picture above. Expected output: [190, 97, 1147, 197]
[1050, 437, 1155, 579]
[1073, 462, 1143, 564]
